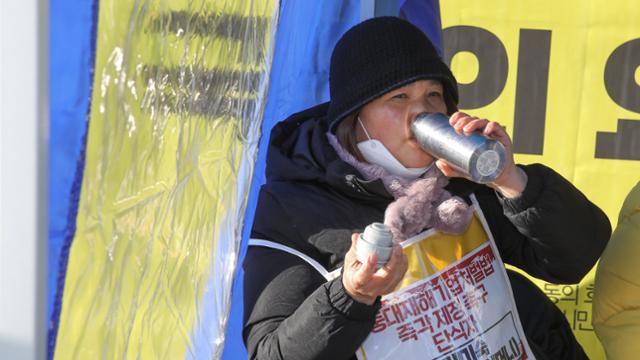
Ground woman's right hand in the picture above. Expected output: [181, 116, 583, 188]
[342, 233, 409, 305]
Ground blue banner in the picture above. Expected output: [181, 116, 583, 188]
[221, 1, 361, 358]
[399, 0, 443, 56]
[47, 0, 98, 357]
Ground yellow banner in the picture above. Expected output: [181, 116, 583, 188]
[440, 1, 640, 358]
[54, 1, 277, 359]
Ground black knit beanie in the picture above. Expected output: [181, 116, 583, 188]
[328, 16, 458, 131]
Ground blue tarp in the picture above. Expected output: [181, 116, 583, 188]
[47, 0, 97, 357]
[221, 1, 362, 358]
[399, 0, 443, 56]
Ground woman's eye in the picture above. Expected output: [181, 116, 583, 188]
[392, 93, 408, 99]
[428, 92, 443, 98]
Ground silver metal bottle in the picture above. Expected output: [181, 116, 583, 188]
[356, 222, 393, 269]
[411, 112, 507, 183]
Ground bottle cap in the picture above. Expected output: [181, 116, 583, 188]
[361, 222, 393, 247]
[357, 223, 393, 267]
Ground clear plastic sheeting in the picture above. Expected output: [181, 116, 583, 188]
[53, 1, 278, 359]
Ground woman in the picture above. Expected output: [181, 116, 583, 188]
[243, 17, 610, 360]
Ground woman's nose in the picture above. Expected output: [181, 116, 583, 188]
[409, 98, 439, 118]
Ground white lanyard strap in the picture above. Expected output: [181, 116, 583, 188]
[248, 239, 342, 281]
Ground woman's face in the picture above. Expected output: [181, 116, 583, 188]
[357, 79, 447, 168]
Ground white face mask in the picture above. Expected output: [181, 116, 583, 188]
[356, 117, 432, 179]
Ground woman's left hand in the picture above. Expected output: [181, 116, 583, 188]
[434, 111, 528, 198]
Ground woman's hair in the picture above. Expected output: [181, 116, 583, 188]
[335, 112, 366, 162]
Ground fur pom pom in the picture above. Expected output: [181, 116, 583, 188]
[327, 132, 473, 242]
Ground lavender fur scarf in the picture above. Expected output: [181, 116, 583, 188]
[327, 133, 473, 242]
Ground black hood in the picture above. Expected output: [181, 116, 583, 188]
[265, 102, 392, 201]
[266, 102, 335, 182]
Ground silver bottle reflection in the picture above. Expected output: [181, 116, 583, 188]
[411, 112, 507, 183]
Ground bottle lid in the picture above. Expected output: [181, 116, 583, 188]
[361, 222, 393, 248]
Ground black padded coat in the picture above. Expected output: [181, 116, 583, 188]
[242, 103, 611, 360]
